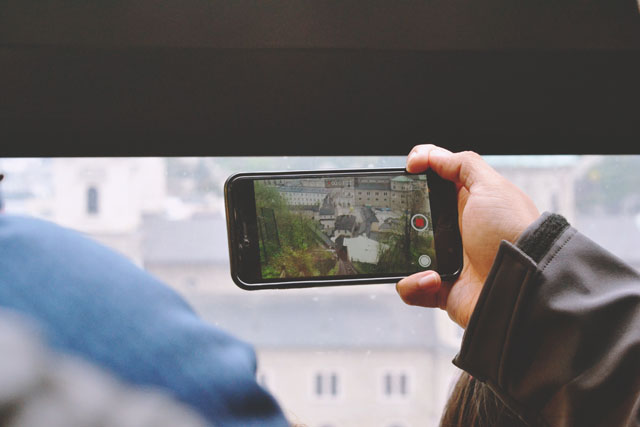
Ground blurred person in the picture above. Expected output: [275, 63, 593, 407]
[0, 309, 208, 427]
[0, 213, 290, 427]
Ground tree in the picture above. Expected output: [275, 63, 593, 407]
[576, 156, 640, 215]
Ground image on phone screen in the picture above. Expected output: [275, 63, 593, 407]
[253, 174, 437, 279]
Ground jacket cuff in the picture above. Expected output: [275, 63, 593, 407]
[452, 213, 562, 378]
[515, 212, 570, 263]
[452, 240, 537, 382]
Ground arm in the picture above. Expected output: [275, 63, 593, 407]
[455, 212, 640, 426]
[397, 145, 640, 426]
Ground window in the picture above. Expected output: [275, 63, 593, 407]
[2, 154, 638, 427]
[86, 186, 99, 215]
[314, 371, 340, 399]
[382, 371, 410, 399]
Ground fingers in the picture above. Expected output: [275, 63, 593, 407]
[395, 270, 444, 309]
[407, 144, 448, 174]
[407, 144, 493, 192]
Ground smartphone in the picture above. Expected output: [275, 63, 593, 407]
[224, 168, 462, 290]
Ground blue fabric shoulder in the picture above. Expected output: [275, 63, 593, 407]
[0, 215, 289, 427]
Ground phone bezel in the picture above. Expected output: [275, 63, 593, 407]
[224, 168, 462, 290]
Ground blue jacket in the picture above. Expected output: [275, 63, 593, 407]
[0, 215, 289, 427]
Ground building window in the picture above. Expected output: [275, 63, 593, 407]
[87, 186, 99, 215]
[382, 371, 410, 398]
[314, 371, 340, 399]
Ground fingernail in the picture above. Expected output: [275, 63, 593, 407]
[407, 150, 417, 163]
[417, 271, 437, 288]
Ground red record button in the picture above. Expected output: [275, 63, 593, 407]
[411, 214, 429, 232]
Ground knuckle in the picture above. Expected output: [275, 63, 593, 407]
[461, 150, 481, 161]
[411, 143, 435, 154]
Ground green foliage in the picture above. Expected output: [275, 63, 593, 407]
[352, 261, 377, 274]
[264, 247, 336, 278]
[576, 156, 640, 215]
[254, 181, 288, 212]
[255, 182, 335, 278]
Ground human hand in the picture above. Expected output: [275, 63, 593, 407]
[396, 145, 540, 328]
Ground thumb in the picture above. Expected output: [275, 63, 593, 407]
[396, 270, 446, 309]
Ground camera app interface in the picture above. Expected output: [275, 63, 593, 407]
[254, 174, 437, 279]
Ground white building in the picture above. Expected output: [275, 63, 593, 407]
[318, 195, 337, 232]
[141, 214, 239, 295]
[50, 157, 167, 265]
[487, 155, 594, 224]
[343, 235, 389, 264]
[189, 291, 464, 427]
[277, 186, 330, 206]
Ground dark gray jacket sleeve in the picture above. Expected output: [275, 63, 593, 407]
[453, 212, 640, 427]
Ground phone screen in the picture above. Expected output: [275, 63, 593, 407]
[252, 173, 437, 279]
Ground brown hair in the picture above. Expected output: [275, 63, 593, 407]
[440, 371, 528, 427]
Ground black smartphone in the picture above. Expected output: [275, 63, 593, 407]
[224, 168, 462, 290]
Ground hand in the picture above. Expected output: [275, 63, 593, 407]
[396, 145, 540, 328]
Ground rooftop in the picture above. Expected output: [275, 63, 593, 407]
[142, 214, 229, 265]
[335, 215, 356, 230]
[391, 176, 413, 182]
[277, 186, 330, 194]
[189, 292, 445, 350]
[319, 195, 336, 215]
[356, 182, 390, 191]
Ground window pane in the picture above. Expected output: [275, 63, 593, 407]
[384, 373, 393, 395]
[330, 373, 338, 396]
[87, 186, 98, 215]
[1, 154, 638, 427]
[399, 374, 407, 395]
[315, 373, 323, 396]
